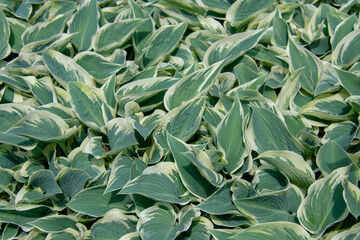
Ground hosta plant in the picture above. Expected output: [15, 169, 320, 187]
[1, 0, 360, 239]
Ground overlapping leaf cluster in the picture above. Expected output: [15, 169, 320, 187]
[1, 0, 360, 239]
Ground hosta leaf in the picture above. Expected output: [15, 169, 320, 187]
[29, 169, 61, 194]
[47, 230, 78, 240]
[246, 46, 288, 68]
[74, 51, 123, 81]
[117, 77, 177, 113]
[330, 226, 360, 240]
[315, 62, 340, 96]
[0, 145, 25, 169]
[155, 0, 206, 19]
[204, 29, 267, 66]
[0, 205, 54, 231]
[0, 9, 11, 59]
[288, 37, 321, 94]
[167, 134, 218, 199]
[102, 74, 117, 109]
[139, 22, 188, 68]
[331, 14, 358, 50]
[90, 209, 137, 240]
[134, 110, 165, 140]
[216, 96, 247, 173]
[209, 229, 237, 240]
[1, 224, 19, 240]
[119, 232, 140, 240]
[256, 151, 315, 189]
[35, 104, 73, 120]
[276, 69, 302, 111]
[0, 103, 33, 133]
[346, 96, 360, 113]
[29, 0, 77, 23]
[327, 13, 345, 37]
[182, 148, 224, 187]
[42, 50, 95, 88]
[105, 156, 147, 194]
[85, 118, 138, 158]
[164, 60, 224, 110]
[201, 0, 233, 13]
[68, 0, 98, 51]
[67, 185, 133, 217]
[230, 74, 266, 92]
[7, 18, 29, 53]
[226, 0, 276, 26]
[143, 142, 163, 164]
[197, 181, 237, 214]
[105, 118, 138, 153]
[13, 1, 33, 20]
[7, 110, 76, 142]
[68, 147, 105, 178]
[92, 19, 146, 54]
[230, 222, 312, 240]
[298, 167, 349, 235]
[26, 77, 55, 104]
[15, 170, 62, 204]
[22, 13, 68, 45]
[210, 213, 256, 228]
[138, 203, 200, 240]
[128, 0, 154, 55]
[171, 43, 196, 70]
[30, 215, 78, 233]
[301, 4, 336, 44]
[0, 72, 31, 92]
[342, 179, 360, 219]
[234, 63, 259, 86]
[0, 133, 37, 150]
[21, 32, 76, 53]
[119, 162, 191, 204]
[56, 167, 90, 199]
[300, 93, 356, 122]
[153, 97, 206, 149]
[334, 68, 360, 96]
[178, 217, 213, 240]
[271, 16, 288, 47]
[185, 30, 224, 61]
[317, 141, 353, 175]
[245, 107, 309, 157]
[322, 121, 357, 149]
[0, 169, 13, 192]
[233, 184, 303, 223]
[332, 29, 360, 67]
[250, 168, 290, 195]
[68, 82, 114, 132]
[203, 107, 224, 128]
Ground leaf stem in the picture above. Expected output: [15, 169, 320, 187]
[58, 141, 69, 155]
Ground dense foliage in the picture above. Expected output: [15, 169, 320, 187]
[1, 0, 360, 239]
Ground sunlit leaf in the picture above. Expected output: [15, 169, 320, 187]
[119, 162, 191, 204]
[67, 185, 133, 217]
[139, 22, 188, 68]
[138, 203, 200, 240]
[245, 107, 309, 157]
[93, 19, 146, 54]
[204, 29, 267, 66]
[298, 167, 349, 235]
[43, 50, 95, 88]
[0, 9, 11, 59]
[230, 222, 312, 240]
[68, 0, 98, 51]
[90, 209, 137, 240]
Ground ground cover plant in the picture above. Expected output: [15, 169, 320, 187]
[0, 0, 360, 239]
